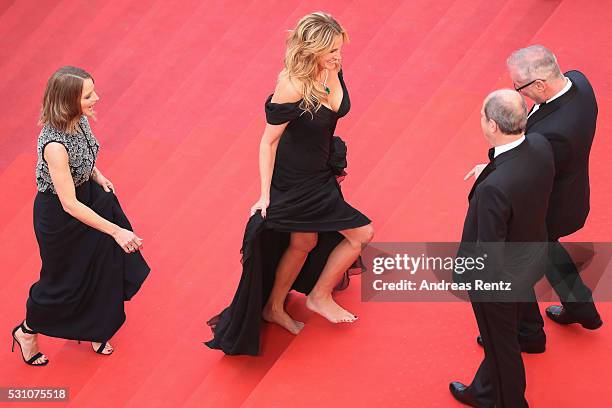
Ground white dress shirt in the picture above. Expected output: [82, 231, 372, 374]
[494, 135, 525, 158]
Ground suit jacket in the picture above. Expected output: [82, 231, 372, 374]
[458, 134, 555, 295]
[526, 70, 598, 239]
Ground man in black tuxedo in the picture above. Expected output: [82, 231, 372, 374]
[508, 45, 602, 346]
[450, 89, 555, 407]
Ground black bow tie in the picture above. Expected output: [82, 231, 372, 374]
[488, 148, 495, 162]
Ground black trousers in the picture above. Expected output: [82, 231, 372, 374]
[520, 240, 600, 337]
[468, 300, 529, 408]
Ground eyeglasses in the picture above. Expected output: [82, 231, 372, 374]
[514, 78, 546, 92]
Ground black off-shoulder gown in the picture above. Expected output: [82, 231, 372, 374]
[205, 71, 370, 355]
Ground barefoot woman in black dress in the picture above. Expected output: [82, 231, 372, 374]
[206, 12, 373, 355]
[11, 67, 150, 365]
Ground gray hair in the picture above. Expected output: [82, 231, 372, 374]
[507, 45, 562, 82]
[484, 90, 528, 135]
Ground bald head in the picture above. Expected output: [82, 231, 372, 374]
[507, 45, 562, 82]
[483, 89, 527, 135]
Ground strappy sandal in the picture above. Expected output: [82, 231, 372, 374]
[11, 321, 49, 366]
[93, 342, 113, 355]
[77, 340, 114, 355]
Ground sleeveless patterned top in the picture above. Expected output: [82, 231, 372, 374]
[35, 116, 100, 194]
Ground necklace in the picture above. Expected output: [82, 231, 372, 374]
[319, 69, 331, 95]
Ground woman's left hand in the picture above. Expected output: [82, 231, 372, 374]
[92, 168, 115, 192]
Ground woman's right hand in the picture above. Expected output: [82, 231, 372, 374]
[112, 228, 144, 253]
[250, 196, 270, 218]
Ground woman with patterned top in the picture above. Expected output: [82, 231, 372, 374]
[205, 12, 373, 355]
[11, 66, 150, 366]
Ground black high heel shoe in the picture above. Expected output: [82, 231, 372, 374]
[11, 321, 48, 366]
[77, 340, 114, 355]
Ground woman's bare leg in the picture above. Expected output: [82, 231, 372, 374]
[306, 224, 374, 323]
[263, 232, 318, 334]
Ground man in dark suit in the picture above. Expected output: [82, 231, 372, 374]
[470, 46, 602, 352]
[450, 89, 555, 407]
[508, 45, 602, 348]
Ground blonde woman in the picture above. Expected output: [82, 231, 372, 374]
[11, 66, 150, 366]
[206, 12, 373, 355]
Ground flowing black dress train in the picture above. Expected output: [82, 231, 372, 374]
[205, 71, 370, 355]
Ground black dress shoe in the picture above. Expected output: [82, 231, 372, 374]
[476, 335, 545, 354]
[449, 382, 482, 407]
[546, 305, 603, 330]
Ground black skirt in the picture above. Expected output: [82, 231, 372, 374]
[26, 179, 150, 342]
[205, 173, 370, 356]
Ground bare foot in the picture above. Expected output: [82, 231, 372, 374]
[306, 294, 357, 323]
[92, 342, 114, 355]
[14, 327, 48, 365]
[262, 305, 304, 335]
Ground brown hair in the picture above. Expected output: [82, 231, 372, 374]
[39, 66, 93, 133]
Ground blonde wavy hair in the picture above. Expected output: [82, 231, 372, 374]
[39, 66, 94, 133]
[281, 12, 348, 115]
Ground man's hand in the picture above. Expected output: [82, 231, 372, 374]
[464, 163, 488, 181]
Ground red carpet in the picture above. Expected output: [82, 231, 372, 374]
[0, 0, 610, 406]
